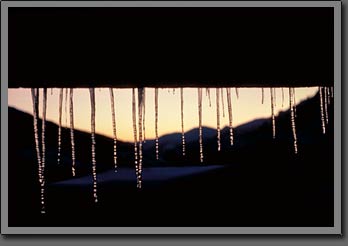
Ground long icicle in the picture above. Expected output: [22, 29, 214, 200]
[319, 87, 326, 134]
[31, 89, 42, 179]
[109, 88, 118, 171]
[180, 88, 186, 156]
[270, 88, 276, 139]
[198, 88, 204, 162]
[65, 88, 68, 127]
[132, 88, 140, 186]
[216, 88, 221, 151]
[293, 88, 297, 117]
[137, 88, 144, 189]
[40, 88, 47, 213]
[31, 89, 45, 213]
[155, 88, 159, 160]
[220, 88, 225, 118]
[143, 88, 146, 143]
[89, 88, 98, 202]
[289, 88, 298, 154]
[57, 89, 63, 165]
[226, 88, 234, 146]
[69, 89, 76, 177]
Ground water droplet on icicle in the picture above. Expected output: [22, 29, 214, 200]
[198, 88, 204, 162]
[216, 88, 221, 151]
[137, 87, 145, 189]
[226, 88, 234, 146]
[155, 88, 159, 160]
[89, 88, 98, 202]
[270, 88, 276, 139]
[319, 86, 326, 134]
[132, 88, 140, 186]
[289, 88, 298, 154]
[57, 89, 63, 165]
[69, 89, 76, 177]
[109, 88, 118, 171]
[220, 88, 225, 118]
[206, 88, 212, 107]
[180, 88, 186, 156]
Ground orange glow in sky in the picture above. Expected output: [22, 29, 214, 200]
[8, 87, 318, 142]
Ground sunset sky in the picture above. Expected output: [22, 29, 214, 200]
[8, 87, 318, 142]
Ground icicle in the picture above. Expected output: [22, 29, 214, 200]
[132, 88, 140, 186]
[235, 88, 239, 99]
[69, 89, 76, 177]
[330, 86, 334, 98]
[31, 89, 45, 214]
[220, 88, 225, 118]
[289, 88, 298, 154]
[327, 86, 331, 105]
[57, 89, 63, 165]
[270, 88, 276, 139]
[216, 88, 221, 151]
[89, 88, 98, 202]
[137, 88, 144, 189]
[206, 88, 212, 107]
[31, 89, 42, 179]
[109, 88, 118, 171]
[142, 88, 146, 143]
[155, 88, 159, 160]
[40, 88, 47, 214]
[41, 87, 47, 185]
[282, 88, 285, 108]
[261, 88, 264, 104]
[65, 88, 68, 127]
[198, 88, 204, 162]
[180, 88, 186, 156]
[324, 86, 329, 125]
[293, 88, 297, 117]
[319, 87, 326, 134]
[226, 88, 234, 146]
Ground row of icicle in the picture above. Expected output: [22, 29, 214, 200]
[31, 86, 333, 213]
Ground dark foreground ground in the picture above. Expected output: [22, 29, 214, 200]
[9, 152, 333, 227]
